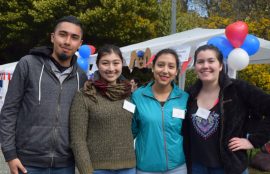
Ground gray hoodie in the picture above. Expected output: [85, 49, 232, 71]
[0, 46, 87, 167]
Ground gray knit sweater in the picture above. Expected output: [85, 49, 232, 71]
[70, 91, 136, 174]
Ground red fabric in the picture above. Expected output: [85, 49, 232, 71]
[180, 57, 192, 76]
[213, 98, 219, 106]
[0, 73, 5, 80]
[93, 80, 109, 94]
[265, 143, 270, 154]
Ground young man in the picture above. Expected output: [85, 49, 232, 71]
[130, 77, 140, 93]
[0, 16, 87, 174]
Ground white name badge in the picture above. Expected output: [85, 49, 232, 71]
[172, 108, 185, 119]
[195, 107, 210, 120]
[123, 100, 136, 113]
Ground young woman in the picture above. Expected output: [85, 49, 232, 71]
[70, 44, 136, 174]
[183, 44, 270, 174]
[132, 49, 189, 174]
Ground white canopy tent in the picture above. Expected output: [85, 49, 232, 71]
[88, 28, 270, 88]
[1, 28, 270, 93]
[0, 62, 18, 110]
[0, 62, 18, 74]
[89, 28, 270, 73]
[120, 28, 270, 65]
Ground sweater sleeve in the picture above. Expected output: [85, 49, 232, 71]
[70, 91, 93, 174]
[236, 80, 270, 147]
[0, 58, 28, 161]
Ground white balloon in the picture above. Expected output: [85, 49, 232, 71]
[227, 48, 249, 70]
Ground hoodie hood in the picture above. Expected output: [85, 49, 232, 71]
[29, 46, 53, 58]
[29, 46, 78, 66]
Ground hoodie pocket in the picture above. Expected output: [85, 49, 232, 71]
[17, 126, 52, 155]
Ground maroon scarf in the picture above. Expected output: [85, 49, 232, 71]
[82, 79, 131, 103]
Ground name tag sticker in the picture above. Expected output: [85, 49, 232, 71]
[196, 107, 210, 119]
[172, 108, 185, 119]
[123, 100, 136, 113]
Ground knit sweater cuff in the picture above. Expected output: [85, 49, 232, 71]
[77, 164, 94, 174]
[76, 162, 93, 174]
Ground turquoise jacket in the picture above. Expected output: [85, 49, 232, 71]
[131, 81, 189, 172]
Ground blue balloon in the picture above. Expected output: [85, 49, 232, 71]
[79, 45, 91, 59]
[241, 34, 260, 56]
[137, 50, 144, 58]
[207, 36, 234, 59]
[77, 57, 89, 72]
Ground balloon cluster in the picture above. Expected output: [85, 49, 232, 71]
[207, 21, 260, 70]
[76, 44, 96, 72]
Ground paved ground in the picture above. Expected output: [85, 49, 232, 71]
[0, 150, 9, 174]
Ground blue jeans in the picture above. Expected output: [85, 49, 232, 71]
[192, 162, 248, 174]
[93, 168, 136, 174]
[136, 163, 187, 174]
[19, 165, 75, 174]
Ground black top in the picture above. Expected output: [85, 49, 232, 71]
[160, 101, 165, 107]
[50, 56, 71, 72]
[188, 100, 222, 167]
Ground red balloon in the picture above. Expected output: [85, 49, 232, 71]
[225, 21, 248, 48]
[88, 45, 96, 55]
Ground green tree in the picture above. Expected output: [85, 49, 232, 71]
[0, 0, 78, 64]
[238, 64, 270, 94]
[79, 0, 160, 47]
[156, 0, 204, 36]
[184, 69, 197, 90]
[204, 0, 270, 40]
[0, 0, 161, 64]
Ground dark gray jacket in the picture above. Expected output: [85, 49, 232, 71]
[0, 46, 87, 167]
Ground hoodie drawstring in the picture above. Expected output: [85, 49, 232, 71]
[76, 72, 80, 91]
[39, 64, 44, 104]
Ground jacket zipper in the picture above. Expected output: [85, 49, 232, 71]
[51, 82, 62, 167]
[161, 106, 169, 170]
[44, 64, 76, 167]
[143, 90, 182, 171]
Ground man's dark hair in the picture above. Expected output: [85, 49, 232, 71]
[54, 15, 83, 35]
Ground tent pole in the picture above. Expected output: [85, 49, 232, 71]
[179, 72, 186, 90]
[171, 0, 177, 34]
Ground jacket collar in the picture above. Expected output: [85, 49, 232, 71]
[142, 81, 183, 100]
[188, 73, 233, 99]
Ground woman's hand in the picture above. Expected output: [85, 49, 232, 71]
[228, 137, 254, 151]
